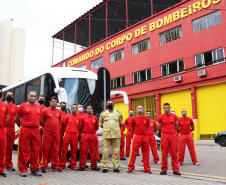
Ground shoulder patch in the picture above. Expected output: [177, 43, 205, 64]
[115, 110, 122, 116]
[100, 110, 108, 117]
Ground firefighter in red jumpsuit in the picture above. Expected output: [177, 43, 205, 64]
[77, 104, 91, 168]
[120, 121, 126, 160]
[128, 105, 152, 174]
[125, 111, 134, 157]
[37, 95, 46, 165]
[40, 97, 62, 173]
[157, 103, 181, 175]
[59, 102, 68, 159]
[0, 88, 10, 177]
[78, 105, 100, 171]
[178, 109, 199, 166]
[60, 104, 80, 171]
[16, 90, 42, 177]
[4, 91, 17, 171]
[146, 110, 160, 164]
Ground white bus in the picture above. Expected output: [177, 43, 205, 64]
[2, 67, 104, 148]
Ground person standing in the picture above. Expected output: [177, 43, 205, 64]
[99, 99, 124, 173]
[120, 122, 126, 160]
[40, 97, 62, 173]
[37, 95, 46, 164]
[167, 109, 179, 157]
[77, 104, 86, 141]
[125, 111, 134, 157]
[127, 106, 151, 173]
[157, 103, 181, 175]
[16, 91, 42, 177]
[4, 91, 18, 171]
[38, 95, 46, 111]
[178, 109, 199, 166]
[59, 102, 68, 159]
[0, 88, 10, 177]
[146, 110, 160, 164]
[60, 104, 80, 171]
[78, 105, 100, 171]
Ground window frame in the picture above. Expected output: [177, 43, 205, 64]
[132, 38, 150, 55]
[91, 57, 103, 70]
[110, 49, 124, 63]
[111, 76, 125, 89]
[161, 59, 185, 76]
[133, 68, 151, 84]
[78, 64, 86, 69]
[192, 11, 221, 33]
[159, 25, 182, 45]
[195, 47, 225, 69]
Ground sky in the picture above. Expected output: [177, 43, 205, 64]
[0, 0, 102, 79]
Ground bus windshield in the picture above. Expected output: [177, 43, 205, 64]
[58, 78, 96, 113]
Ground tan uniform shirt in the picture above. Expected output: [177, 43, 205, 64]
[99, 109, 124, 139]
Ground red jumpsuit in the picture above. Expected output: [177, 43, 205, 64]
[41, 108, 61, 170]
[147, 119, 159, 163]
[158, 113, 179, 173]
[128, 116, 150, 172]
[120, 123, 125, 159]
[17, 103, 41, 173]
[77, 112, 86, 141]
[168, 115, 179, 156]
[39, 105, 46, 164]
[125, 117, 133, 155]
[5, 103, 17, 169]
[79, 115, 99, 169]
[178, 117, 198, 165]
[60, 113, 80, 169]
[59, 112, 67, 159]
[0, 102, 9, 173]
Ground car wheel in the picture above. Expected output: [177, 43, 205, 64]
[219, 136, 226, 147]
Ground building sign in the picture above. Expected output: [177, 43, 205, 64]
[67, 0, 221, 67]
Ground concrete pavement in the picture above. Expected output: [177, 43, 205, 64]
[194, 139, 218, 146]
[1, 144, 226, 185]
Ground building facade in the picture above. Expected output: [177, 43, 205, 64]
[0, 19, 26, 87]
[53, 0, 226, 140]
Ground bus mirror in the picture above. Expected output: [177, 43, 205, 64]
[110, 91, 129, 105]
[54, 87, 68, 103]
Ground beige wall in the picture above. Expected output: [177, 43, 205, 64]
[0, 19, 26, 87]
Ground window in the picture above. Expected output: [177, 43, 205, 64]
[195, 48, 225, 68]
[110, 49, 124, 63]
[14, 85, 26, 105]
[160, 26, 182, 45]
[132, 38, 150, 55]
[91, 57, 103, 70]
[133, 69, 151, 84]
[78, 64, 86, 69]
[26, 78, 41, 98]
[62, 61, 66, 67]
[44, 74, 56, 107]
[111, 76, 125, 89]
[193, 11, 221, 33]
[161, 59, 184, 76]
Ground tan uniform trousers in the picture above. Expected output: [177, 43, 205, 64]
[102, 138, 120, 169]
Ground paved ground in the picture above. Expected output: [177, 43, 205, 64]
[1, 143, 226, 185]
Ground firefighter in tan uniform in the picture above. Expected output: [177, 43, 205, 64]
[99, 100, 124, 173]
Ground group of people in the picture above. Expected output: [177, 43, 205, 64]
[0, 87, 199, 178]
[0, 89, 101, 177]
[100, 101, 199, 175]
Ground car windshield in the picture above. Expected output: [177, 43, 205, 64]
[58, 78, 96, 113]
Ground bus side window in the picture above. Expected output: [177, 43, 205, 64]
[44, 74, 56, 107]
[14, 88, 19, 105]
[26, 78, 41, 99]
[14, 85, 25, 105]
